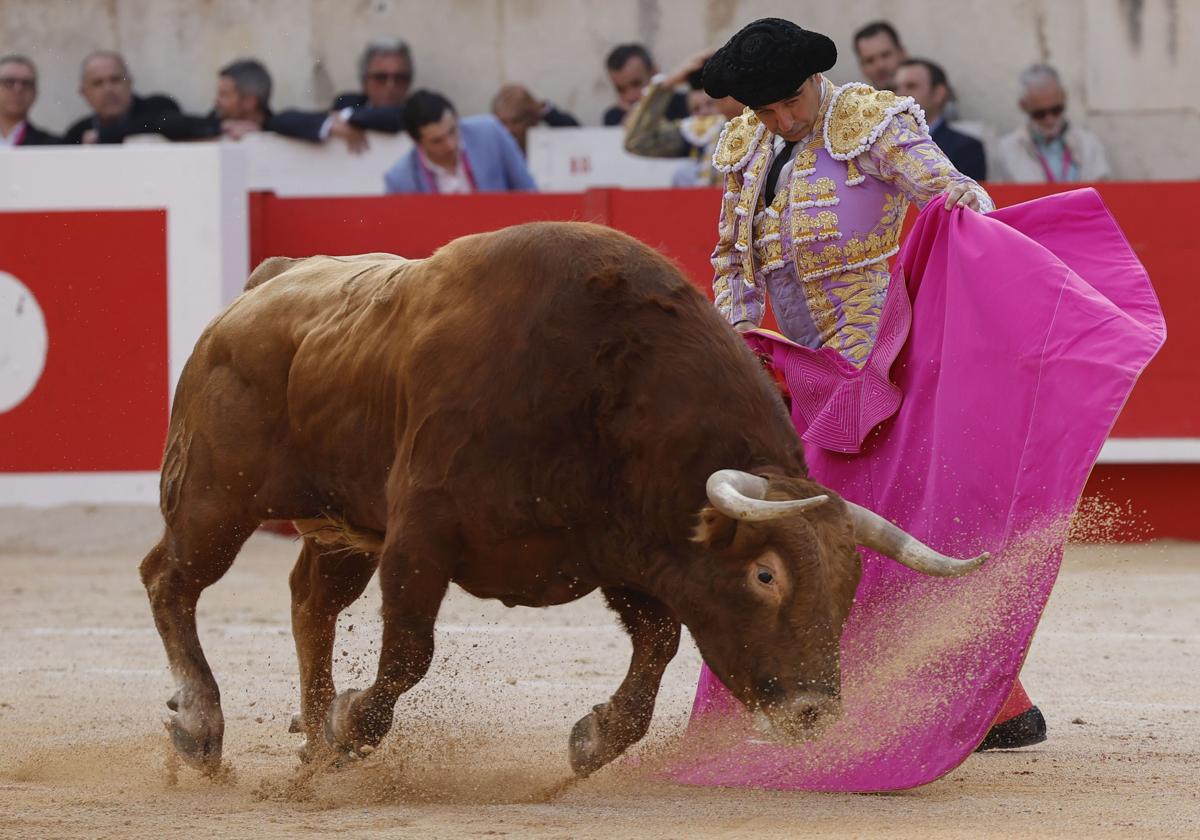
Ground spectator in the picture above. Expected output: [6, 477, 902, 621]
[272, 38, 412, 149]
[602, 43, 689, 126]
[894, 58, 986, 181]
[383, 90, 536, 194]
[853, 21, 907, 91]
[145, 59, 279, 142]
[993, 64, 1111, 183]
[0, 55, 60, 146]
[491, 83, 579, 155]
[63, 51, 181, 144]
[623, 51, 743, 187]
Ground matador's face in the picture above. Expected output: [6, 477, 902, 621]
[750, 74, 823, 142]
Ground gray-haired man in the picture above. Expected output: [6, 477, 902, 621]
[271, 38, 413, 151]
[993, 63, 1111, 183]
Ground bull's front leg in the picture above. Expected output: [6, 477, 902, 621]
[569, 587, 681, 777]
[322, 537, 449, 757]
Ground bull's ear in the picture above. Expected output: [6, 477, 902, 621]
[692, 505, 738, 550]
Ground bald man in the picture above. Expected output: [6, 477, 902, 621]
[491, 83, 578, 155]
[63, 51, 180, 144]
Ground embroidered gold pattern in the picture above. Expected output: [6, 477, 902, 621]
[793, 176, 838, 204]
[822, 264, 891, 366]
[793, 147, 817, 175]
[712, 109, 764, 172]
[825, 85, 907, 158]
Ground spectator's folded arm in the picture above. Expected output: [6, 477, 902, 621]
[623, 82, 690, 158]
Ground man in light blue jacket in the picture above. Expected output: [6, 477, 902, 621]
[384, 89, 536, 193]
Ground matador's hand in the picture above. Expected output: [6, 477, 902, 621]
[733, 320, 757, 333]
[943, 184, 981, 212]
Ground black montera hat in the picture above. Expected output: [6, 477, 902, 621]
[702, 18, 837, 108]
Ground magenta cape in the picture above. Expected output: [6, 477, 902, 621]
[673, 188, 1165, 792]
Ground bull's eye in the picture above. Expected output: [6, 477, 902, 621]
[756, 569, 774, 584]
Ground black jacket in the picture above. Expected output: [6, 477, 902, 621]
[107, 108, 285, 142]
[63, 94, 183, 144]
[16, 121, 62, 145]
[272, 91, 406, 143]
[603, 91, 689, 127]
[542, 105, 580, 127]
[931, 120, 987, 182]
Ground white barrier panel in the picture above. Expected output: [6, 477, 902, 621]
[0, 145, 248, 505]
[240, 132, 413, 197]
[244, 126, 682, 196]
[526, 126, 685, 192]
[119, 127, 681, 197]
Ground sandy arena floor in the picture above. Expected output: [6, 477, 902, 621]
[0, 505, 1197, 839]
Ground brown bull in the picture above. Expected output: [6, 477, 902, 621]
[140, 222, 985, 776]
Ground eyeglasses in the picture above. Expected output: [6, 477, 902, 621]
[0, 77, 36, 90]
[367, 72, 412, 85]
[1028, 103, 1065, 120]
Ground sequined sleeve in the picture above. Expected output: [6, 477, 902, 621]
[858, 113, 995, 213]
[623, 83, 690, 158]
[711, 170, 765, 327]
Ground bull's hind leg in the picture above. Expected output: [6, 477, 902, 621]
[140, 509, 258, 773]
[288, 538, 378, 760]
[569, 588, 681, 777]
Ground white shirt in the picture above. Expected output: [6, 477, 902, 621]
[0, 120, 27, 147]
[420, 150, 473, 194]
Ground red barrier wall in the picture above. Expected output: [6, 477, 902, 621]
[244, 184, 1199, 541]
[0, 210, 169, 472]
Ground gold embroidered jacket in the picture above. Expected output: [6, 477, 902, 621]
[710, 80, 993, 365]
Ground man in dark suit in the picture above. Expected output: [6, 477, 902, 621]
[894, 58, 987, 181]
[271, 38, 413, 150]
[63, 51, 181, 144]
[130, 59, 279, 143]
[602, 43, 689, 126]
[0, 55, 61, 146]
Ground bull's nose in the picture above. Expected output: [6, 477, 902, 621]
[766, 691, 842, 742]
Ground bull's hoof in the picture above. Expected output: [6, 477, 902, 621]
[288, 712, 302, 734]
[569, 703, 628, 778]
[323, 689, 388, 759]
[165, 715, 222, 774]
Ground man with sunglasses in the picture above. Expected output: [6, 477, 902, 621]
[272, 38, 413, 151]
[994, 63, 1110, 183]
[0, 55, 60, 146]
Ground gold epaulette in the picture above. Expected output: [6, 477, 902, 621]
[823, 83, 926, 160]
[711, 107, 768, 173]
[680, 113, 725, 148]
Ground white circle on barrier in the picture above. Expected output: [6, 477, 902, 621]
[0, 271, 49, 414]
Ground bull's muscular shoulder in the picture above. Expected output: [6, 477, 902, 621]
[712, 108, 768, 173]
[243, 253, 409, 293]
[223, 253, 415, 339]
[245, 256, 305, 291]
[823, 82, 925, 160]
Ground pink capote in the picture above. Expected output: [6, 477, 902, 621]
[674, 188, 1165, 792]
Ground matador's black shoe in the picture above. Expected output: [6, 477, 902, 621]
[975, 705, 1047, 751]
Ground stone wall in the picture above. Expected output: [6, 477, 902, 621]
[3, 0, 1197, 179]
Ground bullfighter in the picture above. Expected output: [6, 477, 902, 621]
[699, 17, 1044, 750]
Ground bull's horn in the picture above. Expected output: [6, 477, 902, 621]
[705, 469, 829, 521]
[845, 501, 988, 577]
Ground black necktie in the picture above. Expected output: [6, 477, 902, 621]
[765, 140, 798, 204]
